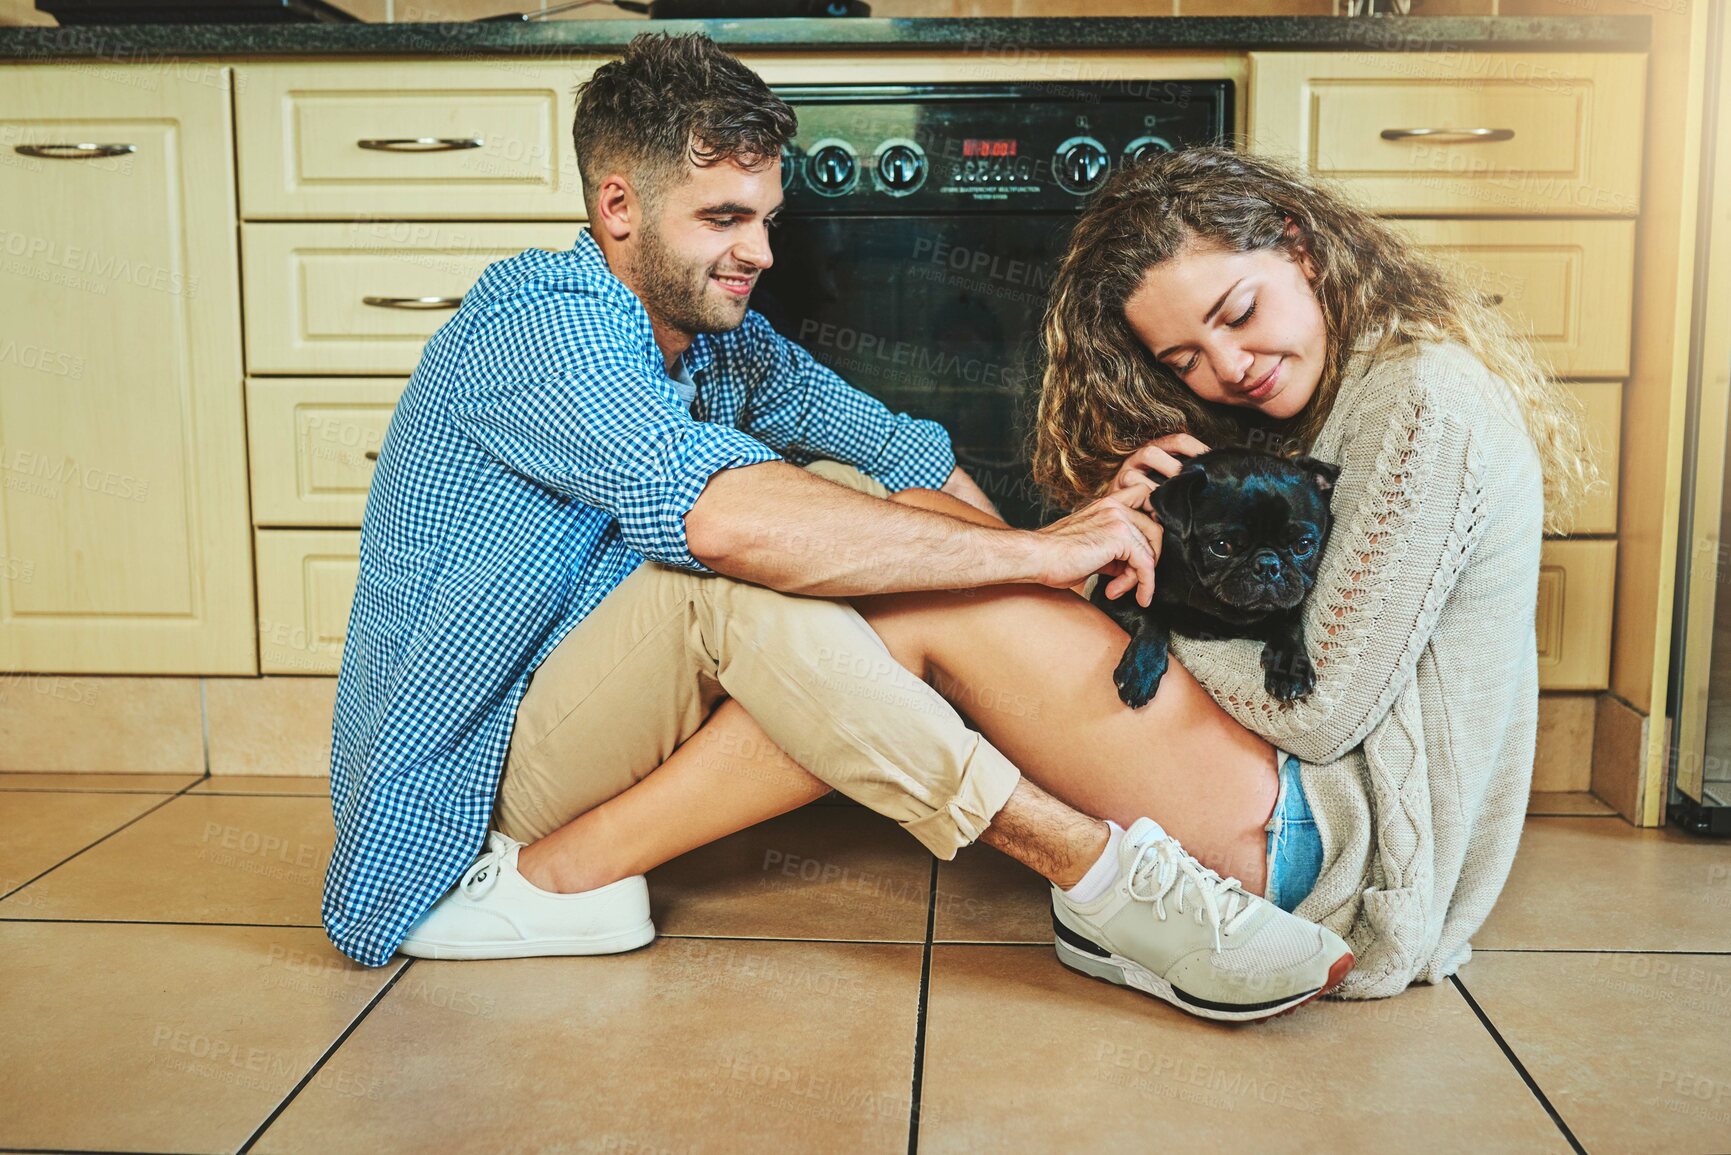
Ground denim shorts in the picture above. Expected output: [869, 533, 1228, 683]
[1264, 750, 1323, 913]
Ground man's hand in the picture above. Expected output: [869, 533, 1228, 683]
[1107, 432, 1211, 513]
[1030, 487, 1165, 608]
[938, 465, 1002, 520]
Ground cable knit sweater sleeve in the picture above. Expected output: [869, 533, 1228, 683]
[1167, 344, 1490, 766]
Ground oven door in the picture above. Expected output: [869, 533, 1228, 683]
[755, 213, 1077, 528]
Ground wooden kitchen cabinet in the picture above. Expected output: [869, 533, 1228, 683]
[241, 222, 581, 375]
[234, 61, 595, 221]
[1249, 52, 1646, 217]
[0, 66, 255, 674]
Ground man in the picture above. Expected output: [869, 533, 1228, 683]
[323, 31, 1351, 1022]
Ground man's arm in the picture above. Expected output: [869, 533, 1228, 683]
[685, 459, 1162, 604]
[732, 312, 957, 492]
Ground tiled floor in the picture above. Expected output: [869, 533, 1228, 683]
[2, 777, 1729, 1154]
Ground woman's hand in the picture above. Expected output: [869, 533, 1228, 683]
[1108, 432, 1212, 514]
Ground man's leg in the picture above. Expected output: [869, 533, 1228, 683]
[501, 459, 1083, 887]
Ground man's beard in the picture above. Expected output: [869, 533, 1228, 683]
[634, 222, 752, 337]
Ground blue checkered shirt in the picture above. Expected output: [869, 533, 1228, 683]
[323, 228, 956, 966]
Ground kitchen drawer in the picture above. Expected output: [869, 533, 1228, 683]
[1536, 538, 1616, 692]
[242, 222, 578, 374]
[247, 378, 406, 527]
[256, 529, 359, 675]
[1249, 53, 1645, 216]
[1565, 381, 1621, 536]
[1388, 219, 1635, 378]
[235, 61, 594, 220]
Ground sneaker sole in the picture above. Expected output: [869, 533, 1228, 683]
[398, 919, 656, 961]
[1053, 927, 1355, 1023]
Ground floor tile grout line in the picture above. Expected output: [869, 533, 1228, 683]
[0, 779, 206, 905]
[1449, 974, 1588, 1155]
[905, 858, 939, 1155]
[236, 958, 416, 1155]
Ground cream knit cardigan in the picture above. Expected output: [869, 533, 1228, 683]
[1169, 332, 1544, 999]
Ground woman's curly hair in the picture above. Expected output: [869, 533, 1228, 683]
[1030, 145, 1601, 536]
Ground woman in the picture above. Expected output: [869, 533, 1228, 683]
[1023, 145, 1599, 995]
[468, 146, 1597, 1004]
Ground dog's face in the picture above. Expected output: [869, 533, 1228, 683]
[1152, 447, 1340, 614]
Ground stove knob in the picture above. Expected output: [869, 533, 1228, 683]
[874, 140, 927, 195]
[1123, 135, 1175, 168]
[1055, 136, 1110, 195]
[806, 141, 859, 196]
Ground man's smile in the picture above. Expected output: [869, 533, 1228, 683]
[711, 271, 756, 297]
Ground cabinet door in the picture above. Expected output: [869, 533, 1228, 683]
[1249, 53, 1646, 216]
[0, 67, 255, 674]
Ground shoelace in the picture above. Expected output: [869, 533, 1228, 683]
[458, 841, 510, 902]
[1126, 837, 1260, 953]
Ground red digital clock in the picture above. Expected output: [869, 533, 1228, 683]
[962, 139, 1018, 159]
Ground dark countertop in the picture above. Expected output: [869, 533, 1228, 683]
[0, 15, 1649, 61]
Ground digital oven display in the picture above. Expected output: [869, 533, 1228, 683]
[961, 139, 1018, 159]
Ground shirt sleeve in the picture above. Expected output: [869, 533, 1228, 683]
[732, 311, 957, 492]
[1166, 368, 1490, 765]
[446, 293, 783, 574]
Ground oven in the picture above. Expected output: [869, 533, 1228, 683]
[754, 81, 1234, 528]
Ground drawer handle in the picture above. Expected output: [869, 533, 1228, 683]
[1380, 127, 1516, 144]
[362, 295, 463, 310]
[1482, 293, 1505, 307]
[364, 450, 379, 461]
[357, 137, 485, 153]
[15, 142, 137, 160]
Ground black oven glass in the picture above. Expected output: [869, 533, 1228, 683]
[755, 82, 1234, 528]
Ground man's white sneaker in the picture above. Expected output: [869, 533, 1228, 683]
[397, 830, 655, 960]
[1051, 817, 1353, 1022]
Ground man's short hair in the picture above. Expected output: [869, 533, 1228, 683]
[572, 31, 798, 217]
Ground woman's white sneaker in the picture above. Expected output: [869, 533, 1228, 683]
[1051, 817, 1353, 1021]
[397, 830, 655, 960]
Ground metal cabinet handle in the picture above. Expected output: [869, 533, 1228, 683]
[15, 142, 137, 159]
[357, 138, 484, 152]
[364, 451, 379, 461]
[361, 295, 463, 310]
[1380, 127, 1516, 144]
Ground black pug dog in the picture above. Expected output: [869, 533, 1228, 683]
[1089, 446, 1341, 709]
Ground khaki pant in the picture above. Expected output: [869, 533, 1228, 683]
[493, 459, 1022, 859]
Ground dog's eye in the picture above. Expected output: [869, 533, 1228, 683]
[1208, 539, 1234, 558]
[1292, 536, 1316, 557]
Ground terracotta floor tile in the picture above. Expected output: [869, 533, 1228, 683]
[1526, 791, 1617, 817]
[1476, 817, 1731, 951]
[0, 790, 168, 897]
[649, 805, 932, 942]
[933, 843, 1048, 943]
[255, 940, 922, 1154]
[0, 922, 403, 1154]
[917, 946, 1570, 1154]
[188, 775, 331, 796]
[0, 772, 198, 792]
[1456, 952, 1731, 1154]
[0, 794, 330, 925]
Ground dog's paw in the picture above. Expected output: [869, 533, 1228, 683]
[1260, 648, 1314, 702]
[1114, 645, 1168, 709]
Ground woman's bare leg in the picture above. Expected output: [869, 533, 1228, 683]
[856, 488, 1281, 892]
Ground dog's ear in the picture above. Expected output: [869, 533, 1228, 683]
[1291, 454, 1341, 496]
[1152, 459, 1208, 537]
